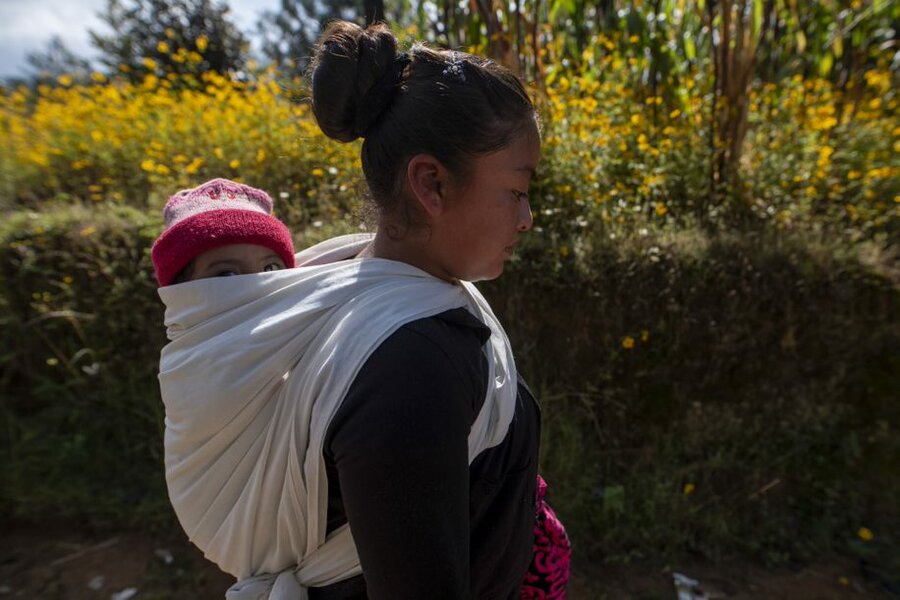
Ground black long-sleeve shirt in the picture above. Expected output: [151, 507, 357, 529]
[310, 307, 540, 600]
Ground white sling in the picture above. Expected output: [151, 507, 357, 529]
[158, 234, 518, 599]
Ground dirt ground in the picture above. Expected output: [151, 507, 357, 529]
[0, 524, 894, 599]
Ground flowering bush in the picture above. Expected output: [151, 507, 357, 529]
[1, 52, 896, 242]
[531, 42, 898, 250]
[0, 69, 362, 225]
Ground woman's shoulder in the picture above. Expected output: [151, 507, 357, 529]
[401, 306, 492, 349]
[326, 308, 490, 449]
[356, 307, 489, 403]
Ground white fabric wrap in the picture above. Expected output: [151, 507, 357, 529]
[157, 234, 518, 600]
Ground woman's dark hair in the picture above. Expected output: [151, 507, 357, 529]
[308, 21, 537, 230]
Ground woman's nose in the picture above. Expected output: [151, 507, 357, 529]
[517, 197, 533, 232]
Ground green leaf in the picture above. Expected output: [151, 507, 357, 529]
[684, 33, 697, 61]
[549, 0, 576, 23]
[602, 485, 626, 515]
[752, 0, 764, 39]
[545, 67, 558, 87]
[818, 52, 833, 77]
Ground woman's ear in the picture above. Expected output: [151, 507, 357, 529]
[406, 154, 448, 217]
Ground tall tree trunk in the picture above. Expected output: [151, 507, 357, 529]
[708, 0, 771, 214]
[532, 0, 544, 87]
[474, 0, 510, 63]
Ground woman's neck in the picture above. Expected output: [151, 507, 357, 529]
[367, 228, 457, 283]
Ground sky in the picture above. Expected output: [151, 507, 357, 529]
[0, 0, 281, 79]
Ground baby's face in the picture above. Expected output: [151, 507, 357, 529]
[191, 244, 287, 280]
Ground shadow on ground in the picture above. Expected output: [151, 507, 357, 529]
[0, 524, 893, 599]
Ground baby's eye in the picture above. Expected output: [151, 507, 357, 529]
[263, 262, 283, 272]
[215, 269, 239, 277]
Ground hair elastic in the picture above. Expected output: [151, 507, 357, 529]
[442, 51, 466, 82]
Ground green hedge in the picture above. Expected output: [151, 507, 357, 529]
[487, 231, 898, 567]
[1, 204, 897, 573]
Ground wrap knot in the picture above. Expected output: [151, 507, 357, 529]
[226, 569, 306, 600]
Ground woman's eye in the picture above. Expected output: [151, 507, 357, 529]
[512, 190, 528, 202]
[263, 262, 282, 272]
[215, 269, 239, 277]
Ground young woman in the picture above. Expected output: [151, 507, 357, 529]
[306, 21, 570, 599]
[157, 20, 568, 600]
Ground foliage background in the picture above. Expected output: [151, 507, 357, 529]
[1, 0, 898, 586]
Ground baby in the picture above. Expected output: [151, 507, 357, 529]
[151, 178, 295, 286]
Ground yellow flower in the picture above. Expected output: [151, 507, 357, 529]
[185, 157, 204, 175]
[629, 35, 639, 44]
[655, 203, 668, 217]
[142, 57, 157, 70]
[621, 336, 635, 349]
[857, 527, 874, 541]
[256, 148, 267, 163]
[196, 35, 209, 53]
[91, 71, 106, 83]
[683, 483, 695, 495]
[637, 134, 650, 152]
[847, 170, 861, 180]
[640, 330, 649, 342]
[630, 114, 641, 125]
[62, 276, 74, 285]
[79, 226, 96, 237]
[669, 109, 681, 119]
[213, 147, 224, 159]
[156, 164, 170, 175]
[141, 159, 156, 172]
[157, 41, 170, 54]
[311, 167, 325, 177]
[57, 74, 73, 87]
[229, 159, 240, 169]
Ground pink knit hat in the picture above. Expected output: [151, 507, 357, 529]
[151, 178, 295, 286]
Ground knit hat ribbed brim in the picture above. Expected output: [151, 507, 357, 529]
[151, 179, 295, 286]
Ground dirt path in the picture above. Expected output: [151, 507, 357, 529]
[0, 524, 892, 599]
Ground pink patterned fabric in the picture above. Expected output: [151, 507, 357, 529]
[520, 475, 571, 599]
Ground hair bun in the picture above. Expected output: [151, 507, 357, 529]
[310, 21, 400, 142]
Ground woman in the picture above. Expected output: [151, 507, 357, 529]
[157, 20, 567, 600]
[310, 20, 543, 599]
